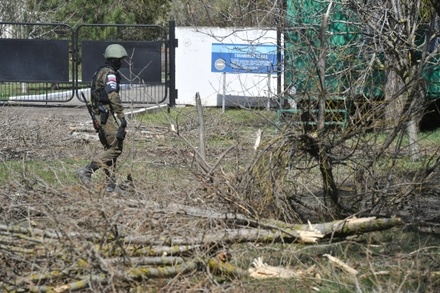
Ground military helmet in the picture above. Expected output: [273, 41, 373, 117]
[104, 44, 128, 59]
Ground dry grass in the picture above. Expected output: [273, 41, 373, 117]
[0, 105, 440, 292]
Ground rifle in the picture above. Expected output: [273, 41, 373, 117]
[81, 91, 109, 147]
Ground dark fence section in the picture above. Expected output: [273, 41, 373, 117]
[1, 39, 69, 82]
[0, 22, 74, 102]
[81, 40, 162, 83]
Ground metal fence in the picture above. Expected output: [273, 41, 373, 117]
[0, 21, 177, 106]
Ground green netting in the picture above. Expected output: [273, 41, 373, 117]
[284, 0, 384, 99]
[424, 56, 440, 99]
[285, 0, 440, 100]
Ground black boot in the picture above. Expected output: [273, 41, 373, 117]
[77, 162, 99, 185]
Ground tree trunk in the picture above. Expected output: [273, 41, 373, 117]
[298, 134, 341, 215]
[384, 70, 404, 131]
[407, 117, 420, 161]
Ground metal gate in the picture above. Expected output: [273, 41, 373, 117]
[0, 21, 177, 107]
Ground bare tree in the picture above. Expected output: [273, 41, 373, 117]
[348, 0, 437, 161]
[169, 0, 281, 27]
[229, 0, 440, 223]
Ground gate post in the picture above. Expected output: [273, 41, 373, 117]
[168, 20, 178, 108]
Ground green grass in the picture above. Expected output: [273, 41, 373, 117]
[138, 106, 278, 130]
[0, 159, 80, 186]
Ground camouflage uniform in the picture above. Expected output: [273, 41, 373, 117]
[77, 44, 128, 192]
[92, 65, 126, 175]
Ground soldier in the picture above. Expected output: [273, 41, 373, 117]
[77, 44, 128, 192]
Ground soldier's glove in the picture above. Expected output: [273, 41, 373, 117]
[116, 127, 126, 141]
[120, 117, 127, 128]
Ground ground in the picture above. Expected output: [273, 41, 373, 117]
[1, 104, 440, 292]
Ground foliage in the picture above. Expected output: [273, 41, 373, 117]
[28, 0, 170, 26]
[19, 0, 170, 40]
[0, 0, 25, 22]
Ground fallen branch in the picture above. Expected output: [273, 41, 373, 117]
[324, 254, 359, 276]
[248, 257, 315, 279]
[0, 200, 404, 292]
[115, 199, 403, 243]
[207, 256, 248, 278]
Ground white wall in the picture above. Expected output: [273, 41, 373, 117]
[175, 27, 280, 106]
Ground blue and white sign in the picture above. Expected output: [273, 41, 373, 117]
[211, 43, 278, 74]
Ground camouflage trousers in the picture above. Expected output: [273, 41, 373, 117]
[94, 113, 123, 169]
